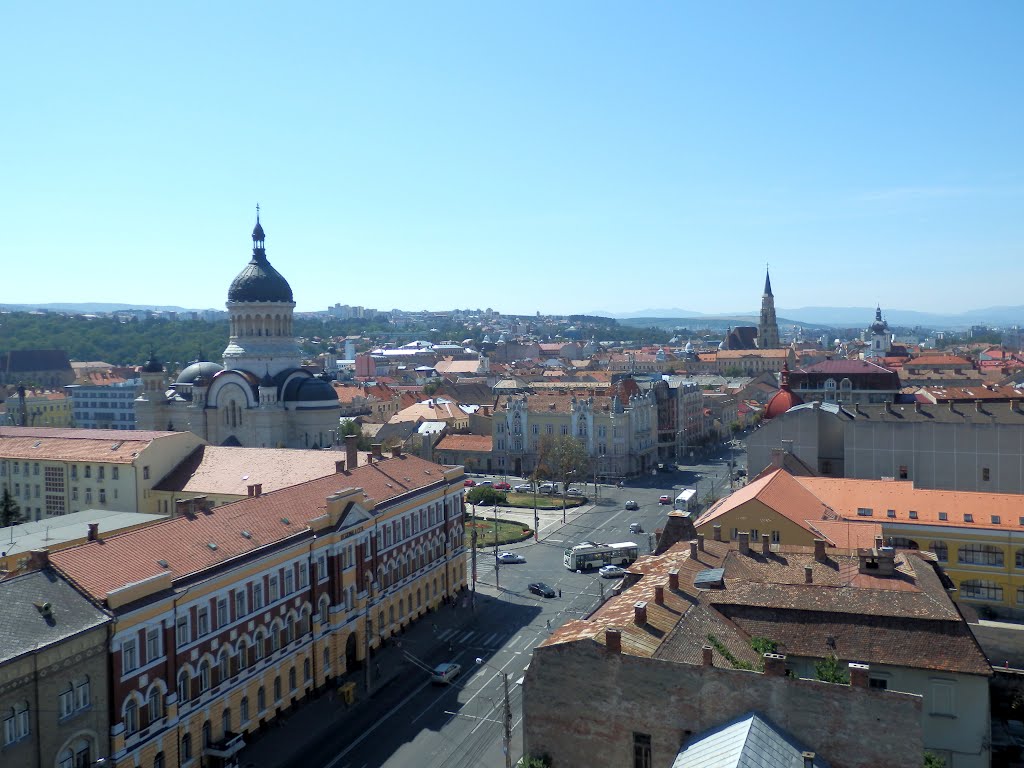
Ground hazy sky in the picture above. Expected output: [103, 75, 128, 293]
[3, 3, 1022, 316]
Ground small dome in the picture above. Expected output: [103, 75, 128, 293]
[142, 352, 164, 373]
[260, 369, 274, 387]
[252, 219, 265, 241]
[283, 376, 338, 403]
[228, 218, 293, 303]
[176, 361, 224, 385]
[764, 363, 803, 419]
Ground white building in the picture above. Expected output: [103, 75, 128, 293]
[66, 379, 142, 430]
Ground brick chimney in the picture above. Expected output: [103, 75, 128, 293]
[874, 535, 884, 550]
[713, 525, 722, 542]
[702, 645, 714, 667]
[371, 443, 383, 460]
[391, 445, 402, 458]
[802, 752, 816, 768]
[804, 566, 813, 584]
[761, 533, 770, 555]
[668, 568, 679, 590]
[763, 653, 787, 676]
[345, 434, 359, 470]
[814, 539, 826, 562]
[738, 531, 750, 556]
[689, 540, 698, 559]
[633, 601, 647, 625]
[849, 662, 870, 688]
[605, 628, 621, 654]
[253, 484, 262, 498]
[246, 484, 255, 497]
[28, 549, 49, 570]
[87, 522, 99, 542]
[697, 533, 705, 551]
[335, 459, 346, 473]
[654, 585, 664, 605]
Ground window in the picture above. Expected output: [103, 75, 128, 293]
[929, 542, 948, 562]
[75, 678, 90, 710]
[59, 685, 75, 718]
[219, 649, 230, 682]
[299, 563, 308, 588]
[960, 579, 1003, 601]
[98, 466, 105, 480]
[958, 543, 1003, 567]
[254, 631, 265, 661]
[124, 698, 138, 735]
[240, 696, 250, 723]
[148, 687, 163, 721]
[729, 528, 738, 541]
[289, 667, 297, 691]
[253, 582, 264, 610]
[982, 467, 990, 482]
[177, 670, 191, 703]
[181, 733, 192, 761]
[85, 465, 92, 479]
[886, 509, 896, 519]
[304, 658, 311, 682]
[123, 639, 138, 673]
[146, 627, 161, 662]
[143, 466, 150, 480]
[938, 512, 948, 521]
[236, 639, 247, 670]
[909, 510, 918, 520]
[217, 598, 228, 627]
[274, 676, 282, 702]
[222, 708, 231, 735]
[930, 680, 956, 716]
[963, 513, 974, 523]
[98, 489, 106, 504]
[199, 660, 211, 692]
[154, 752, 164, 768]
[856, 507, 873, 517]
[899, 465, 908, 480]
[1016, 549, 1024, 569]
[176, 616, 189, 645]
[257, 686, 266, 712]
[113, 466, 119, 480]
[771, 530, 781, 544]
[269, 575, 279, 601]
[633, 732, 652, 768]
[869, 677, 888, 690]
[197, 607, 209, 636]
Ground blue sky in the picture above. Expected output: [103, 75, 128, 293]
[2, 2, 1022, 317]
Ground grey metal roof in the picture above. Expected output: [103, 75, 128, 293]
[672, 712, 829, 768]
[0, 510, 167, 559]
[0, 567, 110, 664]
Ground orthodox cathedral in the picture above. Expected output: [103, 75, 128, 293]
[135, 214, 341, 448]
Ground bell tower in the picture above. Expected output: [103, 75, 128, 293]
[758, 267, 780, 349]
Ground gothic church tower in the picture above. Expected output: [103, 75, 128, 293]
[758, 268, 780, 349]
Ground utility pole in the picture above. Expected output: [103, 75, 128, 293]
[471, 503, 478, 604]
[502, 668, 513, 768]
[493, 502, 500, 590]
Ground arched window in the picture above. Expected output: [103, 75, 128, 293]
[177, 669, 191, 703]
[285, 614, 295, 644]
[268, 621, 281, 652]
[253, 630, 265, 661]
[198, 659, 211, 693]
[273, 676, 282, 702]
[219, 648, 231, 682]
[257, 686, 266, 712]
[154, 752, 165, 768]
[222, 707, 231, 736]
[147, 685, 163, 722]
[289, 667, 297, 691]
[124, 697, 139, 736]
[303, 658, 311, 682]
[319, 594, 330, 624]
[202, 720, 211, 748]
[236, 638, 248, 670]
[181, 734, 192, 761]
[240, 696, 250, 723]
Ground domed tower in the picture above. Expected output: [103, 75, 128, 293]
[867, 305, 890, 359]
[764, 361, 803, 419]
[222, 210, 303, 376]
[758, 267, 780, 349]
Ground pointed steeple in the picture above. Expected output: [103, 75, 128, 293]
[252, 204, 266, 258]
[763, 266, 773, 297]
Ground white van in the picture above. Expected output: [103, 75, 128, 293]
[539, 482, 560, 495]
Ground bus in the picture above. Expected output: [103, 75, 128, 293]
[564, 541, 640, 571]
[674, 488, 698, 514]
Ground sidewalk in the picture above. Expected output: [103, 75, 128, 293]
[237, 594, 477, 768]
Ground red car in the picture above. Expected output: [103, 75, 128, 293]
[659, 495, 671, 504]
[493, 481, 511, 490]
[464, 479, 476, 487]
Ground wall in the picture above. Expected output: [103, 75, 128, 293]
[523, 641, 923, 768]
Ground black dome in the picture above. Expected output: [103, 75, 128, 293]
[283, 376, 339, 403]
[176, 361, 225, 385]
[228, 254, 294, 303]
[142, 352, 164, 373]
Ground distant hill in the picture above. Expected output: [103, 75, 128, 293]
[0, 302, 207, 314]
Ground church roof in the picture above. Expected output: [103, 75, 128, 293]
[227, 217, 293, 303]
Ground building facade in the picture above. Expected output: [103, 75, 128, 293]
[49, 452, 468, 768]
[135, 215, 341, 449]
[787, 359, 901, 405]
[67, 379, 142, 430]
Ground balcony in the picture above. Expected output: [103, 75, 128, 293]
[205, 731, 246, 759]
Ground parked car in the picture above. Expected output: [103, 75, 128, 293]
[736, 468, 747, 477]
[659, 495, 671, 505]
[629, 522, 643, 534]
[528, 582, 557, 598]
[478, 480, 493, 487]
[538, 482, 558, 495]
[464, 479, 477, 487]
[624, 500, 639, 510]
[497, 552, 525, 564]
[493, 481, 511, 490]
[599, 565, 626, 579]
[431, 662, 462, 684]
[513, 483, 533, 493]
[566, 488, 583, 497]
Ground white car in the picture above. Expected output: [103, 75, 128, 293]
[599, 565, 626, 579]
[513, 484, 533, 493]
[566, 488, 583, 497]
[431, 662, 462, 684]
[496, 552, 526, 564]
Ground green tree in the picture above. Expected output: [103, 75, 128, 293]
[465, 487, 507, 506]
[814, 654, 850, 684]
[338, 420, 372, 450]
[924, 753, 947, 768]
[535, 434, 591, 491]
[1, 488, 23, 527]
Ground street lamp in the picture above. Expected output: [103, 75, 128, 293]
[475, 657, 513, 768]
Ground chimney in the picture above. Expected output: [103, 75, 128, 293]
[391, 445, 402, 458]
[28, 549, 49, 570]
[697, 533, 705, 551]
[763, 653, 787, 676]
[193, 496, 209, 514]
[253, 484, 262, 498]
[87, 523, 99, 542]
[335, 459, 346, 473]
[770, 447, 786, 468]
[702, 645, 714, 667]
[874, 535, 884, 550]
[633, 601, 648, 626]
[804, 566, 813, 584]
[246, 484, 255, 497]
[654, 585, 665, 605]
[848, 662, 870, 688]
[975, 399, 983, 413]
[176, 498, 192, 515]
[713, 525, 722, 542]
[814, 538, 826, 562]
[345, 434, 358, 470]
[689, 540, 698, 559]
[738, 531, 750, 556]
[914, 401, 921, 414]
[669, 568, 680, 590]
[802, 752, 816, 768]
[371, 443, 383, 460]
[761, 533, 770, 555]
[605, 628, 621, 654]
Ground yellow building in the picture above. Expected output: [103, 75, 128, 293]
[50, 452, 468, 768]
[1, 388, 72, 427]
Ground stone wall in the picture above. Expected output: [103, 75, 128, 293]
[523, 640, 923, 768]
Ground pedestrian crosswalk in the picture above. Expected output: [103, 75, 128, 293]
[434, 626, 538, 652]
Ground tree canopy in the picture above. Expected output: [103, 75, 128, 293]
[535, 434, 591, 489]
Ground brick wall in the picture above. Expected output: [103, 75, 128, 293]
[523, 640, 923, 768]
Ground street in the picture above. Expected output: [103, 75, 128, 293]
[251, 443, 747, 768]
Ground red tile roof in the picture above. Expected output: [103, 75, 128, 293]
[434, 434, 493, 452]
[0, 427, 183, 463]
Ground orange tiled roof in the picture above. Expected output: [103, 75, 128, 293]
[0, 427, 180, 463]
[694, 469, 836, 531]
[50, 454, 452, 601]
[434, 434, 493, 452]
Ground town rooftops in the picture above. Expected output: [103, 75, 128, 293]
[695, 469, 838, 531]
[0, 567, 111, 665]
[0, 426, 191, 462]
[434, 434, 493, 452]
[50, 454, 456, 603]
[0, 509, 167, 561]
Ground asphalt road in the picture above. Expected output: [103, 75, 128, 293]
[298, 442, 749, 768]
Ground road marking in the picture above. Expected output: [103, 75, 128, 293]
[457, 630, 474, 643]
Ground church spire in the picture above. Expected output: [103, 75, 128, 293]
[764, 265, 773, 297]
[252, 204, 266, 259]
